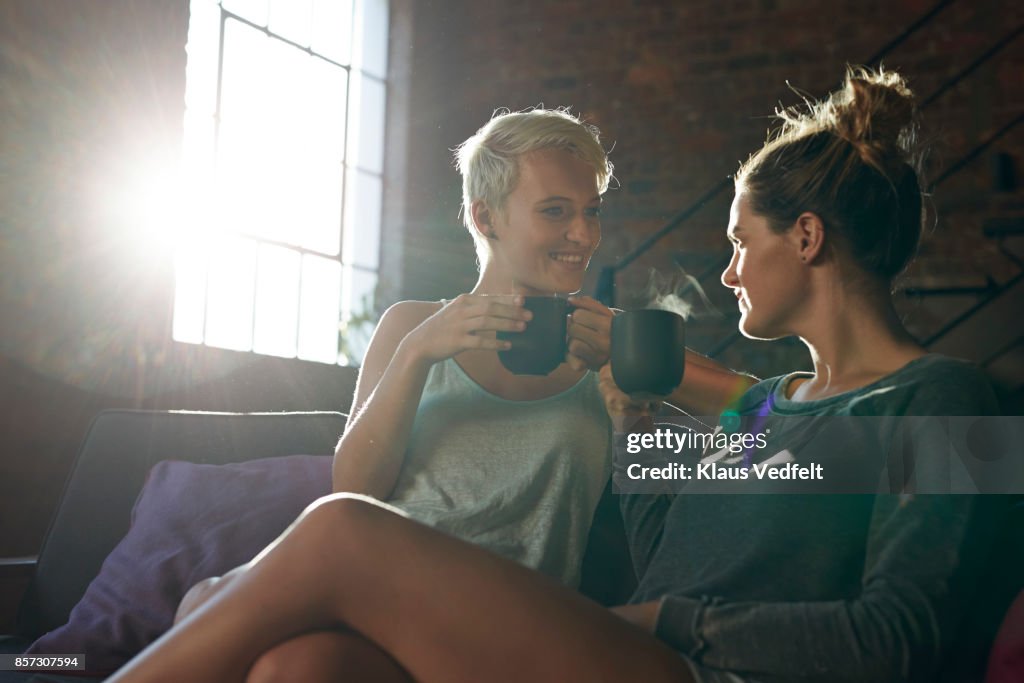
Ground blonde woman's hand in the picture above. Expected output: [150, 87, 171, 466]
[566, 295, 614, 371]
[401, 294, 530, 365]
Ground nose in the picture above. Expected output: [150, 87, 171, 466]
[567, 211, 600, 249]
[721, 248, 739, 289]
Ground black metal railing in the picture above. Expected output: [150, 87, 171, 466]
[597, 0, 965, 307]
[595, 7, 1023, 365]
[707, 112, 1024, 356]
[598, 5, 1022, 308]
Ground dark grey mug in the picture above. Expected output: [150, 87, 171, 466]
[498, 296, 569, 375]
[610, 309, 685, 396]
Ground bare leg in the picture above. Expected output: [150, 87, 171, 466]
[109, 493, 693, 683]
[245, 630, 411, 683]
[175, 565, 247, 625]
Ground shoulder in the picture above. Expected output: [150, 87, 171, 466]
[732, 355, 1000, 417]
[379, 300, 443, 329]
[734, 374, 789, 415]
[842, 354, 998, 416]
[889, 354, 1000, 416]
[359, 300, 442, 368]
[370, 300, 442, 344]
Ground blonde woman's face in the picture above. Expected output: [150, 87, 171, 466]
[486, 148, 602, 295]
[721, 193, 805, 340]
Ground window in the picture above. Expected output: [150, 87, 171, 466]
[173, 0, 388, 365]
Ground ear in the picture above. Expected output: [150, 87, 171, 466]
[793, 211, 825, 263]
[470, 200, 498, 240]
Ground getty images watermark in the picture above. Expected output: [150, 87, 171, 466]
[613, 414, 1024, 494]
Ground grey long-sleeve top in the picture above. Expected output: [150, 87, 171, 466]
[621, 354, 1002, 683]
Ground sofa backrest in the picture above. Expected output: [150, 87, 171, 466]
[18, 409, 347, 638]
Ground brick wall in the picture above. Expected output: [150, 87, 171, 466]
[0, 0, 1021, 567]
[395, 0, 1024, 383]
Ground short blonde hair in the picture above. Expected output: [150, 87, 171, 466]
[454, 107, 613, 258]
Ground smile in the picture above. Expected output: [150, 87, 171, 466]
[550, 253, 586, 265]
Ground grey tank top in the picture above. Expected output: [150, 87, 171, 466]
[388, 358, 612, 587]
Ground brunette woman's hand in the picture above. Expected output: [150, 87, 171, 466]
[610, 601, 661, 633]
[566, 295, 613, 371]
[400, 294, 530, 365]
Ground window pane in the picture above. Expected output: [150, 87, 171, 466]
[222, 0, 268, 26]
[309, 56, 348, 161]
[219, 21, 344, 253]
[217, 20, 270, 237]
[182, 110, 215, 190]
[205, 237, 257, 351]
[343, 169, 381, 268]
[269, 0, 312, 46]
[347, 75, 386, 173]
[295, 159, 344, 256]
[341, 265, 377, 364]
[182, 0, 386, 365]
[218, 19, 266, 130]
[358, 0, 388, 78]
[312, 0, 353, 65]
[172, 243, 208, 344]
[185, 0, 220, 113]
[298, 255, 341, 363]
[253, 244, 300, 357]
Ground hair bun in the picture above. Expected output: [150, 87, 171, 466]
[833, 66, 917, 168]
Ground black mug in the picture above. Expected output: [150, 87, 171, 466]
[610, 309, 685, 396]
[498, 296, 569, 376]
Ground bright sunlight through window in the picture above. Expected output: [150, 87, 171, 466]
[174, 0, 388, 365]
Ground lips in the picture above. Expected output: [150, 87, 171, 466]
[551, 252, 585, 263]
[550, 252, 588, 269]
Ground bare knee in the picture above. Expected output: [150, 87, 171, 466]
[246, 642, 307, 683]
[175, 565, 249, 624]
[296, 492, 399, 550]
[174, 575, 223, 624]
[246, 630, 410, 683]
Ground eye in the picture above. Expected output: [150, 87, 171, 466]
[585, 206, 602, 218]
[541, 206, 565, 217]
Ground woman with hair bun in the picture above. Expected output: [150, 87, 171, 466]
[108, 67, 998, 683]
[615, 65, 1001, 682]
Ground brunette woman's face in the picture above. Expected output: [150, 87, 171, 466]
[485, 148, 602, 295]
[721, 193, 805, 340]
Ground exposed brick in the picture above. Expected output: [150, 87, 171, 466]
[398, 0, 1023, 381]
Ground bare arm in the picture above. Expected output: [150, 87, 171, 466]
[333, 295, 529, 498]
[665, 349, 758, 416]
[332, 301, 435, 498]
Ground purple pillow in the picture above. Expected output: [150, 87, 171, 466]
[26, 454, 333, 674]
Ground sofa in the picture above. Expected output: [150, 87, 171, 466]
[0, 409, 1019, 681]
[0, 409, 635, 682]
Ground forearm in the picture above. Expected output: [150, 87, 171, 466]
[655, 587, 938, 683]
[652, 496, 983, 682]
[333, 342, 431, 498]
[666, 350, 757, 416]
